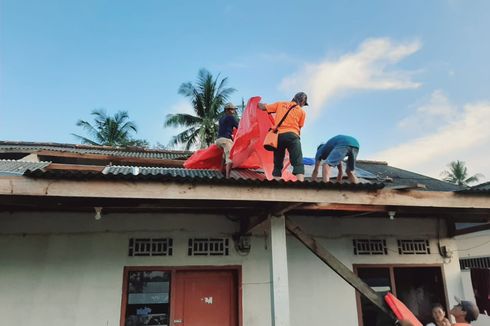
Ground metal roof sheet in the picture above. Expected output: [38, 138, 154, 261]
[0, 160, 51, 176]
[102, 165, 266, 180]
[472, 181, 490, 190]
[104, 166, 224, 178]
[456, 181, 490, 195]
[25, 169, 384, 190]
[356, 161, 463, 192]
[0, 142, 192, 160]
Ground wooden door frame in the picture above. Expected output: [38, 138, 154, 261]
[353, 263, 449, 326]
[119, 265, 242, 326]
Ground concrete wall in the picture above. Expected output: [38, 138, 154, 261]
[0, 211, 467, 326]
[456, 230, 490, 259]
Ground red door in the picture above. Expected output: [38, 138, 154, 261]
[171, 270, 238, 326]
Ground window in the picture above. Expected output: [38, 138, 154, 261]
[460, 256, 490, 269]
[125, 271, 171, 326]
[355, 265, 447, 326]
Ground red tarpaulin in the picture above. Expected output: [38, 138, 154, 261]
[385, 292, 423, 326]
[184, 96, 296, 181]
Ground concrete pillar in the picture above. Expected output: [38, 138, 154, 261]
[269, 214, 290, 326]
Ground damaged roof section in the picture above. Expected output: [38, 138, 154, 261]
[0, 141, 192, 160]
[0, 140, 464, 191]
[0, 160, 51, 176]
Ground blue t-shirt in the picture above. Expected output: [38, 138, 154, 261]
[315, 135, 360, 161]
[217, 115, 239, 139]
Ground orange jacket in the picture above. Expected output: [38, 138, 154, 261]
[265, 101, 306, 135]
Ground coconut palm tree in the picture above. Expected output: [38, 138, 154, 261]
[164, 69, 235, 149]
[72, 109, 148, 147]
[441, 160, 484, 187]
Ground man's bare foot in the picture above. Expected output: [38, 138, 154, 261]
[347, 171, 359, 184]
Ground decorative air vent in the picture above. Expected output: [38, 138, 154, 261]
[188, 238, 229, 256]
[128, 238, 173, 256]
[353, 239, 387, 255]
[397, 240, 430, 255]
[460, 256, 490, 269]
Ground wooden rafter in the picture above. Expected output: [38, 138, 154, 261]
[285, 217, 393, 319]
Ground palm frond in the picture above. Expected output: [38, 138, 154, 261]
[71, 133, 101, 146]
[441, 160, 483, 187]
[167, 127, 200, 150]
[164, 113, 202, 128]
[74, 109, 143, 147]
[169, 69, 237, 149]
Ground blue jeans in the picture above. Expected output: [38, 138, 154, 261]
[325, 146, 358, 172]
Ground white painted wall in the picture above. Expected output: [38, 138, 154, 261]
[456, 230, 490, 260]
[0, 212, 467, 326]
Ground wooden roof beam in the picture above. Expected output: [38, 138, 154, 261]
[35, 150, 184, 167]
[1, 176, 490, 211]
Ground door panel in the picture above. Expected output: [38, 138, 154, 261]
[172, 270, 237, 326]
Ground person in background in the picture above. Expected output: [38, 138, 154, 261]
[216, 103, 239, 178]
[312, 134, 360, 183]
[258, 92, 308, 181]
[450, 297, 479, 325]
[426, 303, 451, 326]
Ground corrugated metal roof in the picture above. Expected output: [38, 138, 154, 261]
[102, 166, 267, 181]
[472, 181, 490, 190]
[0, 141, 192, 160]
[302, 162, 377, 180]
[103, 166, 223, 178]
[456, 181, 490, 195]
[0, 160, 51, 176]
[25, 169, 384, 190]
[357, 161, 463, 192]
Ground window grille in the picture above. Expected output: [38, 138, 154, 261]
[128, 238, 173, 256]
[397, 240, 431, 255]
[188, 238, 229, 256]
[460, 256, 490, 269]
[353, 239, 387, 255]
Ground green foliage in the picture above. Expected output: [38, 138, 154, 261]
[164, 69, 235, 149]
[441, 160, 484, 187]
[72, 109, 147, 147]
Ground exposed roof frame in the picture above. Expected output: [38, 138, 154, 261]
[35, 150, 184, 167]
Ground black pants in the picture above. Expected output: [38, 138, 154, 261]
[273, 132, 304, 177]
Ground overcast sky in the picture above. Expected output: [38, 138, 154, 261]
[1, 0, 489, 181]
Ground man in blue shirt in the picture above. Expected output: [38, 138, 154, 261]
[312, 135, 360, 183]
[216, 103, 239, 178]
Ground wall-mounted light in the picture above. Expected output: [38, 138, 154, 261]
[94, 207, 103, 220]
[388, 211, 396, 220]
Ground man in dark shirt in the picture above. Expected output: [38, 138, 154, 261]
[216, 103, 239, 178]
[312, 135, 360, 183]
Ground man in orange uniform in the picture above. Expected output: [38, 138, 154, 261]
[258, 92, 308, 181]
